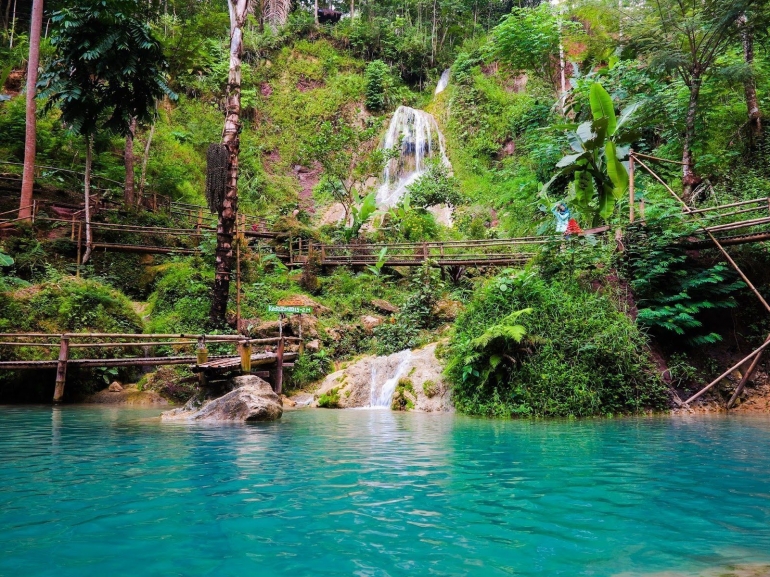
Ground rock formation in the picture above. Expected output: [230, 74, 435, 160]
[162, 375, 283, 422]
[311, 343, 452, 412]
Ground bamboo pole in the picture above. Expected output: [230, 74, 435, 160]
[727, 342, 767, 409]
[632, 152, 687, 165]
[687, 197, 768, 214]
[274, 336, 285, 395]
[236, 215, 242, 330]
[76, 222, 82, 278]
[53, 336, 69, 403]
[635, 157, 770, 314]
[239, 340, 251, 373]
[629, 150, 635, 223]
[683, 337, 770, 405]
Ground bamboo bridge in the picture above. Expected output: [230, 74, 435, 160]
[5, 156, 770, 408]
[0, 332, 298, 402]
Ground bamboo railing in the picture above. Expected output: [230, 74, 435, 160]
[0, 333, 301, 401]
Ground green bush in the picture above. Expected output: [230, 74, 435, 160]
[146, 260, 213, 334]
[364, 59, 390, 111]
[289, 350, 333, 389]
[374, 264, 442, 355]
[626, 222, 745, 345]
[0, 276, 142, 334]
[391, 377, 416, 410]
[318, 387, 340, 408]
[446, 270, 667, 418]
[422, 379, 439, 398]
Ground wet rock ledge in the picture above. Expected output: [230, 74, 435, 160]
[161, 375, 283, 422]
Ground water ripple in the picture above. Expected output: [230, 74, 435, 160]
[0, 407, 769, 576]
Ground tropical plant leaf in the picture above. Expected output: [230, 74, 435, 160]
[605, 141, 629, 199]
[0, 251, 13, 267]
[589, 83, 617, 135]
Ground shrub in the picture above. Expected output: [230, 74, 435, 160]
[391, 377, 416, 410]
[626, 222, 745, 345]
[446, 270, 668, 418]
[364, 59, 390, 111]
[374, 264, 443, 355]
[318, 387, 340, 408]
[422, 379, 439, 398]
[406, 160, 462, 207]
[289, 350, 333, 389]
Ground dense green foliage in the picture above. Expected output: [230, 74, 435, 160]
[3, 0, 770, 411]
[626, 223, 746, 345]
[446, 271, 668, 417]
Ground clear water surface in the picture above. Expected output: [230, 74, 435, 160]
[1, 407, 769, 577]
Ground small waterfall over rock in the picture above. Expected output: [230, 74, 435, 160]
[375, 106, 450, 207]
[435, 69, 450, 95]
[369, 350, 412, 408]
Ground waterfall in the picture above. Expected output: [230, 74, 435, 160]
[435, 68, 450, 95]
[375, 106, 450, 207]
[369, 350, 413, 408]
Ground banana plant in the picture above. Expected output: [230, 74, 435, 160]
[342, 191, 378, 242]
[542, 83, 641, 225]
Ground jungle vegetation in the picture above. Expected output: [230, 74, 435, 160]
[1, 0, 770, 415]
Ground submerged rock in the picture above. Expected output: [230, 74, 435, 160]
[161, 376, 282, 422]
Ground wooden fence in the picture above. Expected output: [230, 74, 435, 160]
[0, 333, 300, 401]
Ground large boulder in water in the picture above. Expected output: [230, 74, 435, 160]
[162, 376, 282, 422]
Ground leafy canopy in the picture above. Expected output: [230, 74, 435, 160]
[38, 0, 174, 137]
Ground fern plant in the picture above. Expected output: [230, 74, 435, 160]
[626, 222, 745, 345]
[460, 308, 533, 387]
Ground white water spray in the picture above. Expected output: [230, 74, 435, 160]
[375, 106, 450, 207]
[435, 69, 450, 95]
[369, 350, 413, 408]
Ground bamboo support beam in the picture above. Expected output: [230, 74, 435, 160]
[687, 197, 769, 214]
[683, 337, 770, 405]
[727, 341, 767, 409]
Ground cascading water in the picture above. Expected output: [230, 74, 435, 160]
[435, 68, 450, 95]
[375, 106, 451, 207]
[369, 350, 413, 408]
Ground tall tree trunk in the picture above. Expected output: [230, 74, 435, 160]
[18, 0, 43, 221]
[314, 0, 319, 26]
[8, 0, 16, 48]
[138, 117, 156, 199]
[350, 0, 354, 17]
[738, 13, 761, 137]
[682, 76, 702, 201]
[124, 116, 136, 206]
[210, 0, 249, 324]
[82, 135, 94, 265]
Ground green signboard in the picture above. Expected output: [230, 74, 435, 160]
[268, 304, 313, 314]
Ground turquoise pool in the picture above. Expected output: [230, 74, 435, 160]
[1, 407, 769, 576]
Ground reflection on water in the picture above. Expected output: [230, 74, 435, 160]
[1, 407, 769, 576]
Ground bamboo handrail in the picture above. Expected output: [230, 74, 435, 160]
[687, 197, 769, 214]
[631, 152, 687, 165]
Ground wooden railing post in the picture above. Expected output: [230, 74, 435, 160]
[76, 222, 83, 278]
[236, 216, 242, 330]
[629, 150, 635, 223]
[239, 340, 251, 374]
[53, 336, 69, 403]
[275, 336, 285, 395]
